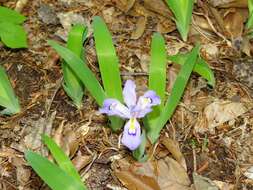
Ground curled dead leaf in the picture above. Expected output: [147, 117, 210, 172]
[195, 100, 249, 133]
[193, 15, 213, 32]
[143, 0, 172, 18]
[112, 157, 191, 190]
[193, 172, 219, 190]
[117, 0, 136, 12]
[223, 9, 246, 38]
[162, 137, 187, 171]
[62, 129, 80, 158]
[209, 0, 247, 8]
[72, 154, 92, 172]
[213, 180, 234, 190]
[157, 17, 176, 34]
[131, 16, 147, 40]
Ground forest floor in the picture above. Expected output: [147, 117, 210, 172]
[0, 0, 253, 189]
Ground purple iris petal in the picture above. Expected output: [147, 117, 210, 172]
[123, 80, 137, 108]
[133, 90, 161, 118]
[99, 99, 131, 119]
[142, 90, 161, 106]
[121, 118, 141, 150]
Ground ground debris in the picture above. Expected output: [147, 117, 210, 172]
[195, 100, 250, 133]
[38, 4, 59, 25]
[112, 156, 191, 190]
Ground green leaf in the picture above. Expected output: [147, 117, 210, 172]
[249, 0, 253, 14]
[247, 0, 253, 29]
[165, 0, 194, 41]
[25, 151, 87, 190]
[92, 16, 123, 101]
[92, 16, 123, 131]
[62, 24, 87, 108]
[0, 22, 27, 48]
[42, 135, 82, 182]
[48, 40, 106, 106]
[0, 6, 26, 24]
[148, 45, 200, 143]
[148, 33, 167, 102]
[168, 53, 215, 87]
[0, 65, 20, 115]
[146, 33, 167, 128]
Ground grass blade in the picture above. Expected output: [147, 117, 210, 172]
[165, 0, 194, 41]
[0, 65, 20, 115]
[168, 53, 215, 87]
[146, 33, 167, 128]
[92, 16, 123, 131]
[25, 151, 87, 190]
[0, 6, 26, 24]
[62, 24, 87, 108]
[48, 40, 106, 106]
[42, 135, 82, 182]
[148, 45, 200, 143]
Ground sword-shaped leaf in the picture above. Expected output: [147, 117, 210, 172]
[168, 53, 215, 87]
[42, 135, 82, 182]
[0, 6, 26, 24]
[92, 16, 123, 131]
[25, 151, 87, 190]
[148, 45, 200, 143]
[48, 40, 106, 106]
[0, 65, 20, 115]
[165, 0, 194, 41]
[146, 33, 167, 128]
[247, 0, 253, 29]
[62, 24, 87, 108]
[0, 22, 27, 48]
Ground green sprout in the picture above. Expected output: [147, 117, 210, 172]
[62, 24, 87, 108]
[165, 0, 194, 41]
[0, 6, 27, 48]
[0, 65, 20, 115]
[25, 135, 87, 190]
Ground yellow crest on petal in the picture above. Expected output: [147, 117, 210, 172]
[128, 118, 136, 134]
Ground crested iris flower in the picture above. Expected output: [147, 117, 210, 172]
[99, 80, 160, 150]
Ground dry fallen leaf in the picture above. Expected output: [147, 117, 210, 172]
[193, 172, 219, 190]
[195, 100, 248, 133]
[162, 137, 187, 171]
[192, 15, 213, 32]
[143, 0, 172, 18]
[112, 157, 191, 190]
[131, 16, 147, 40]
[244, 166, 253, 179]
[117, 0, 136, 12]
[223, 8, 246, 38]
[157, 17, 176, 34]
[102, 7, 115, 23]
[213, 180, 234, 190]
[62, 128, 80, 158]
[210, 0, 247, 8]
[72, 154, 92, 172]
